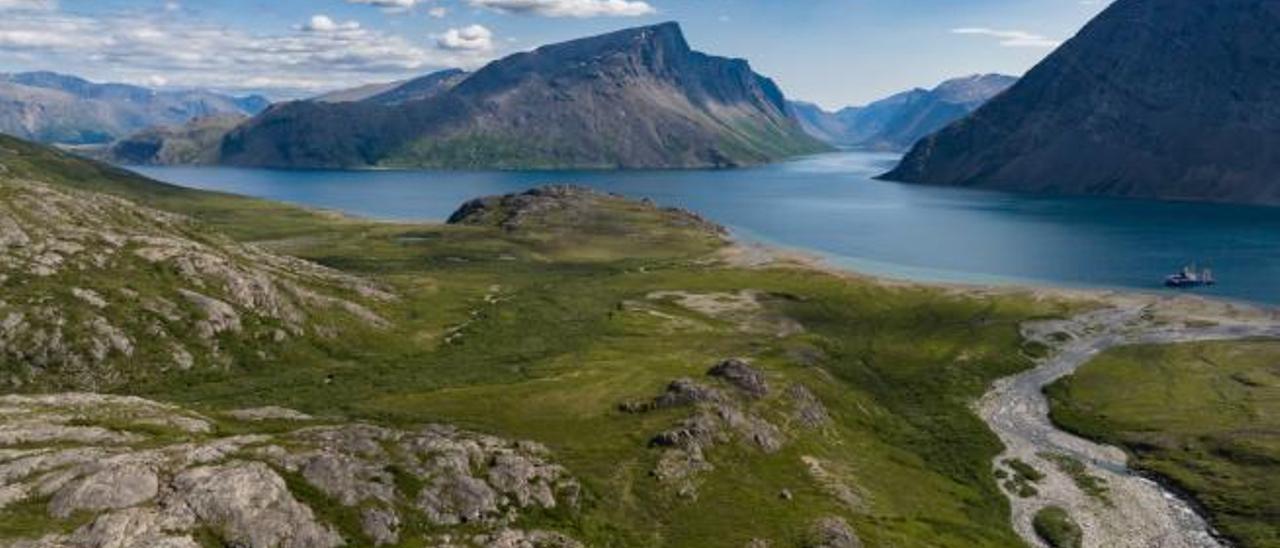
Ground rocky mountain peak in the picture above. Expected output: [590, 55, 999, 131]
[882, 0, 1280, 204]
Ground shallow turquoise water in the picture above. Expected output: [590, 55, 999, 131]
[133, 152, 1280, 304]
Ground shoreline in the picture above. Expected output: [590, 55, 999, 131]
[718, 237, 1279, 322]
[722, 238, 1277, 547]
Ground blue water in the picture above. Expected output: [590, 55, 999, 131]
[132, 151, 1280, 305]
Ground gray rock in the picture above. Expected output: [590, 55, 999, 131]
[361, 506, 401, 546]
[49, 464, 159, 518]
[225, 406, 314, 422]
[299, 451, 396, 506]
[173, 461, 343, 548]
[808, 516, 862, 548]
[788, 384, 831, 429]
[707, 358, 769, 398]
[486, 452, 558, 509]
[417, 474, 499, 526]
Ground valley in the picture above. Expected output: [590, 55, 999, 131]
[1, 0, 1279, 546]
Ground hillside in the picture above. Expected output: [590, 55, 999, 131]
[220, 23, 828, 169]
[1048, 340, 1280, 547]
[882, 0, 1280, 205]
[791, 74, 1015, 151]
[0, 136, 391, 391]
[0, 134, 1096, 546]
[0, 72, 267, 145]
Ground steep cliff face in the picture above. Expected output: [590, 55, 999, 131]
[220, 23, 827, 169]
[882, 0, 1280, 205]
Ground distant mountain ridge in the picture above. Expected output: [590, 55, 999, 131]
[219, 22, 828, 169]
[0, 71, 268, 145]
[882, 0, 1280, 205]
[790, 74, 1016, 151]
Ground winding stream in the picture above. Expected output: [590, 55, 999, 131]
[981, 307, 1280, 547]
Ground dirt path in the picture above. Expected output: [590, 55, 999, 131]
[980, 305, 1280, 548]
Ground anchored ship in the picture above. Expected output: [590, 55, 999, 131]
[1165, 264, 1215, 288]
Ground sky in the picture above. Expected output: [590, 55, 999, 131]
[0, 0, 1113, 109]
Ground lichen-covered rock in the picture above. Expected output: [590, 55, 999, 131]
[175, 461, 343, 548]
[48, 463, 159, 518]
[633, 374, 787, 497]
[0, 393, 583, 548]
[361, 507, 401, 546]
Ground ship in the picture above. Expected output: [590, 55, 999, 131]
[1165, 264, 1215, 288]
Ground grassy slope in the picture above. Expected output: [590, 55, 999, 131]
[3, 137, 1080, 546]
[1047, 341, 1280, 547]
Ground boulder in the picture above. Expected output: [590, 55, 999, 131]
[708, 358, 769, 398]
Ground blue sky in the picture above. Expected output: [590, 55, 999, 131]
[0, 0, 1111, 108]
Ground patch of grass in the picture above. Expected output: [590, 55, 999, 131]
[0, 496, 95, 542]
[1039, 452, 1110, 505]
[1047, 340, 1280, 547]
[1032, 506, 1082, 548]
[1000, 458, 1043, 498]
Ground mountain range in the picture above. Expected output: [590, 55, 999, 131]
[217, 22, 827, 169]
[882, 0, 1280, 205]
[789, 74, 1016, 151]
[0, 71, 268, 145]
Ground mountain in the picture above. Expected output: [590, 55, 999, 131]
[362, 68, 469, 106]
[99, 114, 249, 166]
[881, 0, 1280, 205]
[220, 22, 828, 169]
[790, 74, 1016, 151]
[310, 81, 405, 104]
[0, 71, 268, 145]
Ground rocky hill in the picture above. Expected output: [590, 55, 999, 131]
[220, 23, 828, 169]
[0, 136, 392, 390]
[0, 72, 267, 145]
[791, 74, 1015, 151]
[881, 0, 1280, 205]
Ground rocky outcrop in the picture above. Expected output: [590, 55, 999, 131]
[448, 185, 727, 237]
[0, 394, 581, 547]
[882, 0, 1280, 205]
[0, 173, 393, 390]
[708, 358, 769, 398]
[623, 360, 808, 497]
[220, 23, 828, 170]
[807, 516, 863, 548]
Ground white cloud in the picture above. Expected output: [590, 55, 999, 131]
[347, 0, 421, 14]
[301, 14, 361, 33]
[951, 27, 1061, 48]
[436, 24, 493, 51]
[428, 6, 448, 18]
[0, 7, 497, 96]
[0, 0, 55, 10]
[467, 0, 655, 18]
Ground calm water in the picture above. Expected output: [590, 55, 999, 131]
[133, 151, 1280, 305]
